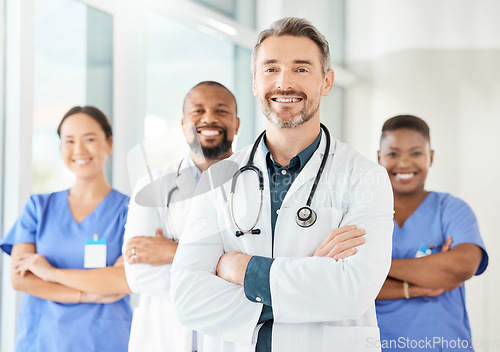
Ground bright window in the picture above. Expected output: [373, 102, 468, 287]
[32, 0, 113, 193]
[143, 10, 236, 169]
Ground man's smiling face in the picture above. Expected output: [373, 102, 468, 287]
[182, 84, 239, 159]
[252, 35, 332, 128]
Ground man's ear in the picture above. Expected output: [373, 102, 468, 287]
[322, 69, 335, 97]
[252, 72, 258, 97]
[234, 117, 241, 136]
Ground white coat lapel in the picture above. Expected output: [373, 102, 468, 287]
[254, 142, 273, 256]
[255, 142, 272, 231]
[162, 158, 197, 240]
[174, 158, 198, 202]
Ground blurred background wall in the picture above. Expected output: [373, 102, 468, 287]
[344, 1, 500, 348]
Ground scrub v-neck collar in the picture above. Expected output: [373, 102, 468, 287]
[394, 191, 433, 230]
[65, 189, 115, 225]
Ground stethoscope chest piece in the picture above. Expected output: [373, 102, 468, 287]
[296, 206, 317, 228]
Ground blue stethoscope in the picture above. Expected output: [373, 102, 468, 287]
[230, 123, 331, 237]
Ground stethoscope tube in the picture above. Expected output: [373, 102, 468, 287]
[230, 165, 264, 236]
[166, 161, 182, 208]
[163, 160, 183, 240]
[231, 124, 331, 237]
[296, 123, 331, 228]
[230, 131, 265, 236]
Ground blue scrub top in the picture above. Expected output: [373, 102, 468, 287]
[1, 189, 132, 352]
[375, 192, 488, 352]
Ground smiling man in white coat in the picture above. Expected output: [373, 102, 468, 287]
[171, 18, 394, 352]
[123, 81, 240, 352]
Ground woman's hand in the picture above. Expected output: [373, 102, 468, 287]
[14, 253, 57, 282]
[409, 237, 461, 297]
[415, 282, 462, 298]
[441, 236, 452, 252]
[80, 291, 126, 304]
[113, 255, 125, 267]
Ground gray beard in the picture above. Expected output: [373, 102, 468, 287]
[261, 89, 319, 128]
[264, 103, 319, 128]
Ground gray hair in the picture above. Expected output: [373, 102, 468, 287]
[251, 17, 332, 75]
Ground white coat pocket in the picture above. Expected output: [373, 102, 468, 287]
[322, 326, 381, 352]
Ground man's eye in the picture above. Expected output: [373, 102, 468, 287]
[387, 152, 397, 157]
[297, 68, 307, 73]
[412, 152, 422, 157]
[217, 110, 228, 114]
[265, 68, 276, 73]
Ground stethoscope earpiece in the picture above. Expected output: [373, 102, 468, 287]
[296, 206, 317, 228]
[234, 229, 261, 237]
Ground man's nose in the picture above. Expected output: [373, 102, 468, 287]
[276, 70, 294, 90]
[200, 109, 218, 124]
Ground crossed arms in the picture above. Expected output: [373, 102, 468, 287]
[171, 165, 394, 343]
[12, 243, 130, 304]
[377, 237, 483, 300]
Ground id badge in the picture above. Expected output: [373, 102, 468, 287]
[415, 243, 438, 258]
[84, 234, 107, 268]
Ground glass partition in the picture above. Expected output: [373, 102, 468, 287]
[145, 10, 236, 167]
[32, 0, 113, 193]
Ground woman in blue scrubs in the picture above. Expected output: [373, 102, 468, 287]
[375, 115, 488, 352]
[1, 106, 132, 352]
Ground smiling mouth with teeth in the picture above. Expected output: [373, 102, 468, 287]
[271, 97, 303, 103]
[196, 127, 224, 137]
[74, 159, 91, 165]
[394, 173, 416, 180]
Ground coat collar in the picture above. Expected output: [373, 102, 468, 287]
[173, 156, 199, 202]
[253, 129, 336, 207]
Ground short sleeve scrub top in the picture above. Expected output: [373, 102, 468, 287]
[375, 192, 488, 352]
[1, 189, 133, 352]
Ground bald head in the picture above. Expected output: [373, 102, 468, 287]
[183, 81, 237, 115]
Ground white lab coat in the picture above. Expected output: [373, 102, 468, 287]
[124, 158, 202, 352]
[171, 131, 394, 352]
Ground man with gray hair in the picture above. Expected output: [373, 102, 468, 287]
[171, 17, 393, 352]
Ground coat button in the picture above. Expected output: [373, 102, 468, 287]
[256, 297, 262, 302]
